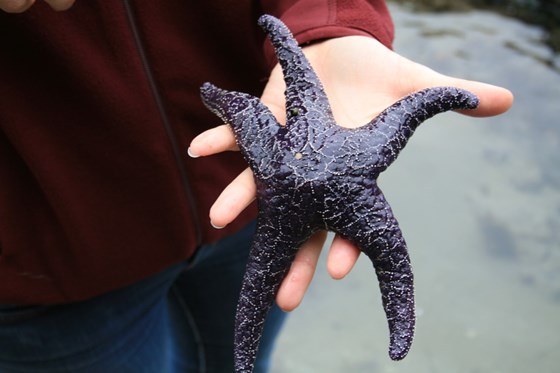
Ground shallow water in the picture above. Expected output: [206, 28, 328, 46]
[270, 3, 560, 373]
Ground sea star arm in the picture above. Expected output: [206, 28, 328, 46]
[200, 82, 280, 172]
[330, 183, 414, 361]
[362, 87, 479, 172]
[234, 196, 315, 373]
[258, 15, 335, 137]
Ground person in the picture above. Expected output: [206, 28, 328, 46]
[0, 0, 513, 372]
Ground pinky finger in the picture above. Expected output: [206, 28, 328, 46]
[327, 235, 361, 280]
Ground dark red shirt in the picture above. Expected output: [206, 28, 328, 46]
[0, 0, 393, 304]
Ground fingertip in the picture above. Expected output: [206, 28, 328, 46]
[276, 280, 302, 312]
[189, 125, 238, 157]
[210, 220, 226, 230]
[1, 0, 35, 13]
[329, 266, 348, 280]
[208, 168, 256, 230]
[328, 251, 350, 280]
[45, 0, 75, 11]
[187, 147, 200, 158]
[208, 203, 230, 231]
[469, 85, 514, 117]
[439, 77, 514, 117]
[188, 132, 209, 157]
[327, 235, 360, 280]
[495, 86, 515, 112]
[276, 231, 326, 311]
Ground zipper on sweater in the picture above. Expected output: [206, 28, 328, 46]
[122, 0, 203, 247]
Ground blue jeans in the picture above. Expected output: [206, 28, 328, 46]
[0, 222, 286, 373]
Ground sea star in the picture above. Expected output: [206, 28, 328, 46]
[200, 14, 479, 373]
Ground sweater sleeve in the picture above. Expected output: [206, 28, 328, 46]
[260, 0, 394, 68]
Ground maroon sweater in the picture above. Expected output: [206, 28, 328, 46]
[0, 0, 393, 304]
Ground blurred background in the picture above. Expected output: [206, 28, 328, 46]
[271, 1, 560, 372]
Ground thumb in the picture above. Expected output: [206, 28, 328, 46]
[414, 67, 514, 117]
[447, 78, 514, 117]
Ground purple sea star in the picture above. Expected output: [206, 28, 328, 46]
[200, 14, 479, 373]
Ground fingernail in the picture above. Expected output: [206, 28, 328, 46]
[210, 221, 225, 229]
[187, 147, 200, 158]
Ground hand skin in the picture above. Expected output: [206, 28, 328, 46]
[0, 0, 74, 12]
[189, 35, 514, 312]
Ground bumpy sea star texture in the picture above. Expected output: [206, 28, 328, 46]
[201, 15, 479, 373]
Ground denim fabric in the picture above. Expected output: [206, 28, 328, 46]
[0, 221, 286, 373]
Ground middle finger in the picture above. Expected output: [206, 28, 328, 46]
[188, 124, 239, 157]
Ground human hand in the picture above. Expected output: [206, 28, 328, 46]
[189, 35, 513, 311]
[0, 0, 74, 12]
